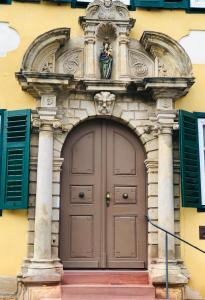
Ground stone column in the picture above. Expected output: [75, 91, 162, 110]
[33, 123, 54, 261]
[156, 100, 176, 260]
[85, 35, 95, 79]
[26, 95, 62, 279]
[150, 98, 187, 285]
[158, 126, 175, 259]
[119, 33, 129, 80]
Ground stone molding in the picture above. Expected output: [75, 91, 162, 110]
[22, 28, 70, 72]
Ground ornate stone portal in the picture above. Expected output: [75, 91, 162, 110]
[16, 0, 194, 298]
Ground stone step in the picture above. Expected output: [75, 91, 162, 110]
[61, 284, 155, 299]
[40, 295, 155, 300]
[62, 271, 150, 285]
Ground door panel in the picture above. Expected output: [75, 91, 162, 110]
[60, 119, 147, 269]
[106, 123, 146, 268]
[60, 122, 102, 268]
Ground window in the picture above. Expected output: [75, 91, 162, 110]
[190, 0, 205, 9]
[179, 110, 205, 209]
[0, 109, 31, 210]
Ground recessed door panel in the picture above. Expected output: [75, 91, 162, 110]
[70, 186, 93, 204]
[60, 119, 147, 269]
[71, 132, 94, 174]
[113, 132, 136, 175]
[114, 216, 137, 258]
[114, 186, 137, 204]
[70, 215, 93, 258]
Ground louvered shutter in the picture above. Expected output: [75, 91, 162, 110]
[179, 110, 201, 208]
[0, 110, 31, 210]
[133, 0, 164, 8]
[134, 0, 187, 8]
[0, 0, 12, 4]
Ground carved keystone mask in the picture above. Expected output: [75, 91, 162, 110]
[94, 91, 116, 115]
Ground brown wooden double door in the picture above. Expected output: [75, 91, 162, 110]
[60, 119, 147, 269]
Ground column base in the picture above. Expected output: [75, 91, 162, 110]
[20, 257, 63, 283]
[17, 258, 63, 300]
[150, 259, 189, 285]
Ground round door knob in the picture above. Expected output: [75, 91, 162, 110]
[79, 192, 85, 198]
[123, 193, 128, 199]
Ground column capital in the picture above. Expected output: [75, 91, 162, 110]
[32, 117, 65, 133]
[85, 36, 95, 44]
[146, 122, 176, 137]
[119, 36, 129, 44]
[156, 109, 177, 133]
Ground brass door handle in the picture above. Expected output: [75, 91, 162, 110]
[105, 192, 111, 207]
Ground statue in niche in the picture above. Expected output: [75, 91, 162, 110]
[99, 41, 113, 79]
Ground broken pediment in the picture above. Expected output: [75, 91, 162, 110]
[17, 0, 193, 100]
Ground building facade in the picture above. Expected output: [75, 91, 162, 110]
[0, 0, 205, 299]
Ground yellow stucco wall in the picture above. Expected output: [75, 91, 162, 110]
[176, 65, 205, 298]
[0, 210, 28, 275]
[1, 2, 205, 297]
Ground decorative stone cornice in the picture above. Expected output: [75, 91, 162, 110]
[84, 79, 129, 92]
[15, 71, 74, 98]
[143, 77, 195, 101]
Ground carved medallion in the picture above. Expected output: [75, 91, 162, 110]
[128, 50, 154, 78]
[63, 53, 79, 74]
[132, 62, 148, 77]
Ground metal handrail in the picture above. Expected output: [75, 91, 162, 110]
[146, 215, 205, 300]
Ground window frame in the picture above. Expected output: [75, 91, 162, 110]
[0, 110, 5, 216]
[198, 118, 205, 205]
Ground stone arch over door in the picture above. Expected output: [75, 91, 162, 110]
[59, 118, 147, 269]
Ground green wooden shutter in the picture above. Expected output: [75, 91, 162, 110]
[134, 0, 187, 8]
[134, 0, 164, 8]
[0, 110, 31, 210]
[0, 0, 12, 4]
[179, 110, 201, 208]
